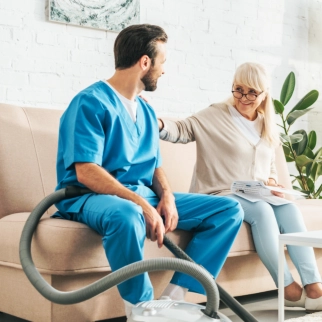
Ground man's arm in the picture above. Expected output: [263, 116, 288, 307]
[75, 162, 165, 248]
[151, 167, 178, 233]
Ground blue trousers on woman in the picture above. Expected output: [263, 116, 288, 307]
[228, 195, 321, 288]
[70, 191, 243, 304]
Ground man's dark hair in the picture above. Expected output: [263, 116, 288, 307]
[114, 24, 168, 69]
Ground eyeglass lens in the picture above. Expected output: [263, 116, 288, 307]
[232, 91, 257, 101]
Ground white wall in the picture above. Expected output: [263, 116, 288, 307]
[0, 0, 315, 113]
[2, 0, 322, 182]
[0, 0, 320, 138]
[308, 0, 322, 149]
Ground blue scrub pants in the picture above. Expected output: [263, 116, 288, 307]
[71, 192, 243, 304]
[228, 195, 321, 288]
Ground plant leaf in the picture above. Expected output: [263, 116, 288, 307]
[314, 147, 322, 163]
[314, 164, 322, 182]
[285, 155, 294, 162]
[310, 163, 318, 181]
[280, 133, 291, 143]
[294, 176, 304, 190]
[280, 133, 303, 144]
[292, 185, 310, 195]
[295, 155, 313, 168]
[280, 72, 295, 105]
[289, 90, 319, 113]
[286, 108, 313, 126]
[307, 177, 315, 193]
[314, 183, 322, 199]
[282, 144, 291, 155]
[282, 143, 294, 162]
[294, 175, 314, 194]
[292, 130, 307, 156]
[303, 147, 315, 159]
[274, 99, 284, 114]
[308, 131, 317, 150]
[306, 162, 313, 177]
[303, 147, 315, 177]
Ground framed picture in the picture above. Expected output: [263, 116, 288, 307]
[49, 0, 140, 32]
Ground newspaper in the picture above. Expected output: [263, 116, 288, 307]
[230, 181, 306, 206]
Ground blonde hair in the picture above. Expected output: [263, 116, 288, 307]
[227, 62, 279, 147]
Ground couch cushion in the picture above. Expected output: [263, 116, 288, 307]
[0, 213, 108, 274]
[0, 212, 257, 275]
[0, 213, 194, 275]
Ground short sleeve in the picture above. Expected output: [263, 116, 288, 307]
[62, 94, 106, 170]
[156, 143, 162, 168]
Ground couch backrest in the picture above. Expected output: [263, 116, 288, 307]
[0, 104, 292, 219]
[0, 104, 63, 219]
[159, 140, 196, 192]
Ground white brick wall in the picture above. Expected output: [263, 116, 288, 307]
[0, 0, 320, 131]
[308, 0, 322, 150]
[1, 0, 322, 184]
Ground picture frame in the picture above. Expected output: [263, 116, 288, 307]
[49, 0, 140, 32]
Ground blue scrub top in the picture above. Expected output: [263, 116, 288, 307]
[55, 81, 162, 215]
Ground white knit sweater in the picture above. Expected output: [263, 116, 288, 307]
[160, 103, 278, 195]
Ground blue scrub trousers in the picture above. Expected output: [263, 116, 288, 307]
[71, 192, 243, 304]
[228, 194, 321, 288]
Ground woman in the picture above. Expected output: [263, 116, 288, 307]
[158, 62, 322, 311]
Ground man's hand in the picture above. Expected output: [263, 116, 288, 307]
[150, 167, 177, 239]
[267, 178, 285, 198]
[75, 163, 166, 247]
[141, 203, 165, 248]
[156, 192, 178, 233]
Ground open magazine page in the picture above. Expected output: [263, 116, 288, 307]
[230, 181, 305, 206]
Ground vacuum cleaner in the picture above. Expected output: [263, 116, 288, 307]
[19, 186, 259, 322]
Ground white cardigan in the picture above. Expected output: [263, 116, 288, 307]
[160, 103, 278, 195]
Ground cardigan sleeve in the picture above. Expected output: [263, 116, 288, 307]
[159, 117, 196, 144]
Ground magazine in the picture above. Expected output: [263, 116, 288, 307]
[230, 181, 306, 206]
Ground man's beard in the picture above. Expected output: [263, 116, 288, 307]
[141, 68, 158, 91]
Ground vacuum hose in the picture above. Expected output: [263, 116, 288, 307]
[163, 236, 259, 322]
[19, 186, 220, 319]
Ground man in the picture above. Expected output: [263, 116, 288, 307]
[54, 24, 243, 319]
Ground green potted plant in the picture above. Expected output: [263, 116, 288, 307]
[273, 72, 322, 199]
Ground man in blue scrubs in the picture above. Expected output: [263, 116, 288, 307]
[55, 24, 244, 318]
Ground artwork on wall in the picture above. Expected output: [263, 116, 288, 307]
[49, 0, 140, 32]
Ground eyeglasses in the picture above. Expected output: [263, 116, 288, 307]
[231, 90, 263, 101]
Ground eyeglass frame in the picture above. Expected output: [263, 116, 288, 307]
[231, 88, 264, 101]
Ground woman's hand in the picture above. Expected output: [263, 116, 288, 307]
[158, 118, 164, 131]
[267, 178, 285, 198]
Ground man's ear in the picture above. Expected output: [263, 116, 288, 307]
[139, 55, 151, 71]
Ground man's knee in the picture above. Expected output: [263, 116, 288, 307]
[222, 197, 244, 223]
[102, 201, 145, 234]
[231, 202, 244, 226]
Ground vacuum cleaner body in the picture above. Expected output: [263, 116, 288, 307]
[128, 299, 231, 322]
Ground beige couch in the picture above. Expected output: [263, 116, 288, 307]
[0, 103, 321, 322]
